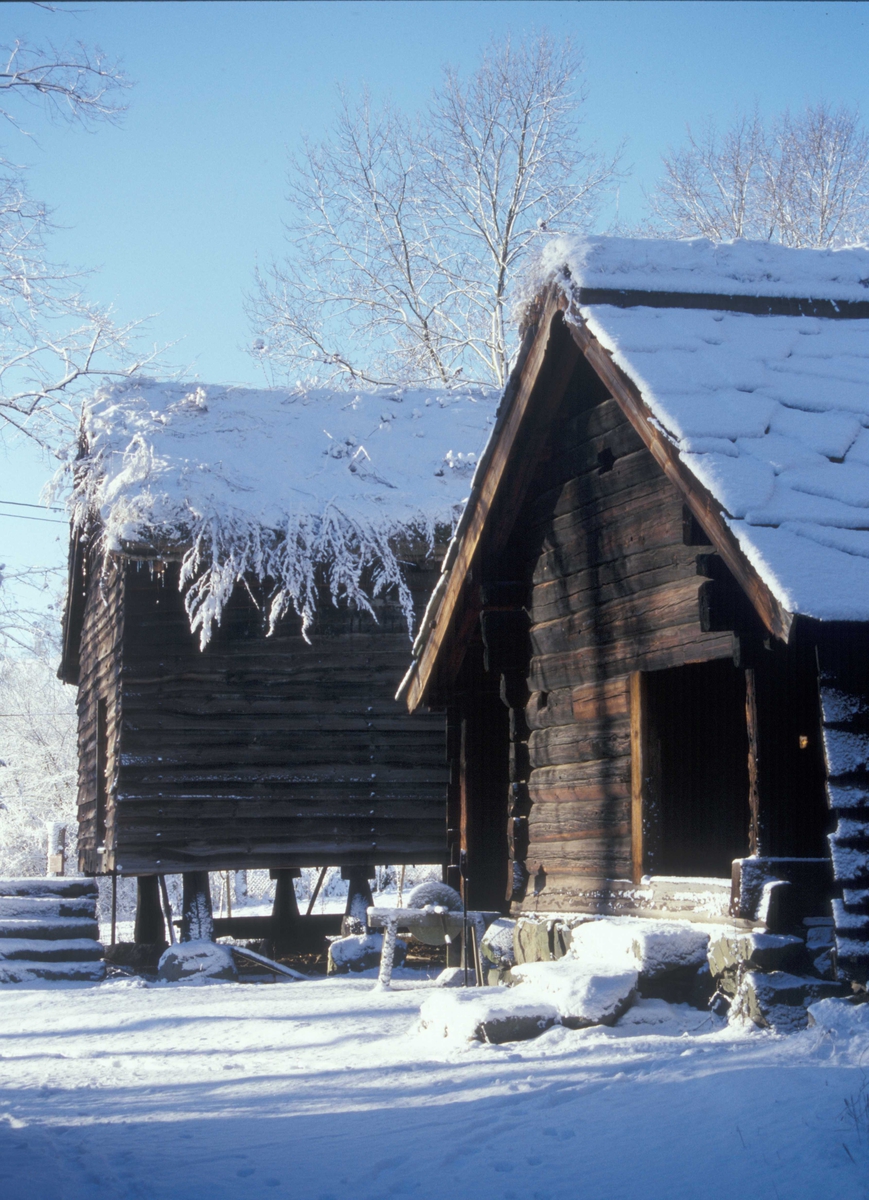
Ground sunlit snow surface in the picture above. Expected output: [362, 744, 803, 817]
[72, 382, 497, 644]
[0, 978, 867, 1200]
[538, 236, 869, 621]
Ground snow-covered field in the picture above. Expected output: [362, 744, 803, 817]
[1, 975, 867, 1200]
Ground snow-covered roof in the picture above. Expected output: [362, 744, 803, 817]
[545, 236, 869, 623]
[72, 380, 497, 645]
[537, 234, 869, 302]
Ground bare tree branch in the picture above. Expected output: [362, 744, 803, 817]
[648, 102, 869, 248]
[249, 32, 624, 389]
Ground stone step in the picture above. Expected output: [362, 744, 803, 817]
[0, 919, 100, 941]
[0, 895, 97, 920]
[0, 938, 103, 963]
[0, 960, 106, 984]
[0, 878, 98, 899]
[735, 970, 849, 1032]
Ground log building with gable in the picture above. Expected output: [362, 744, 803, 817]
[59, 380, 495, 945]
[399, 236, 869, 983]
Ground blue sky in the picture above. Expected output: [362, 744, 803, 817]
[2, 0, 869, 574]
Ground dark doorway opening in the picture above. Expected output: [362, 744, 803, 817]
[646, 659, 750, 878]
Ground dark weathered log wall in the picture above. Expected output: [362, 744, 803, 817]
[491, 364, 736, 909]
[78, 555, 448, 875]
[75, 550, 125, 874]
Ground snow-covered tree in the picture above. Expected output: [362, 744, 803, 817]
[0, 36, 155, 448]
[648, 102, 869, 248]
[249, 33, 623, 390]
[0, 647, 76, 876]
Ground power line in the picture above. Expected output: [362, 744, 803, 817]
[0, 511, 65, 524]
[0, 499, 65, 512]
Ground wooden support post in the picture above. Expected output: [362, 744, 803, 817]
[305, 866, 328, 917]
[745, 667, 761, 857]
[341, 866, 374, 934]
[630, 672, 648, 885]
[158, 875, 176, 945]
[271, 869, 300, 955]
[135, 874, 166, 944]
[181, 871, 214, 942]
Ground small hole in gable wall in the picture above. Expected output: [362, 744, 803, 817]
[597, 447, 616, 474]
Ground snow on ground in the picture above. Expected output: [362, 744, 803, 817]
[1, 976, 867, 1200]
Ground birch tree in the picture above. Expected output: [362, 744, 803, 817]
[649, 102, 869, 248]
[250, 33, 623, 390]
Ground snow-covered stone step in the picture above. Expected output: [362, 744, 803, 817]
[0, 960, 106, 984]
[0, 938, 104, 963]
[0, 895, 96, 920]
[0, 918, 99, 941]
[0, 877, 98, 899]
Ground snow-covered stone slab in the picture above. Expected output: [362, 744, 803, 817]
[480, 917, 516, 969]
[509, 959, 637, 1029]
[733, 971, 848, 1032]
[0, 960, 105, 984]
[0, 878, 97, 898]
[418, 989, 559, 1045]
[157, 941, 238, 983]
[0, 918, 100, 941]
[327, 931, 406, 975]
[0, 895, 96, 920]
[0, 938, 103, 962]
[568, 917, 709, 978]
[832, 900, 869, 932]
[827, 784, 869, 810]
[829, 841, 869, 883]
[707, 931, 806, 996]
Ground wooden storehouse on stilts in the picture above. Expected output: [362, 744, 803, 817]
[59, 380, 495, 953]
[399, 236, 869, 984]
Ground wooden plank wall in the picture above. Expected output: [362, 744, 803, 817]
[502, 378, 734, 909]
[107, 557, 448, 874]
[75, 549, 125, 874]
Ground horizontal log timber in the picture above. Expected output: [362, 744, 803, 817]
[529, 578, 705, 658]
[529, 781, 631, 805]
[526, 678, 630, 730]
[529, 547, 700, 625]
[532, 433, 654, 515]
[121, 712, 442, 734]
[526, 842, 633, 875]
[528, 723, 630, 769]
[528, 800, 631, 838]
[117, 762, 447, 785]
[527, 492, 682, 567]
[114, 847, 447, 873]
[528, 504, 685, 586]
[528, 623, 734, 692]
[529, 756, 632, 790]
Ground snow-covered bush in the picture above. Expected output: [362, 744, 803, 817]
[0, 652, 77, 876]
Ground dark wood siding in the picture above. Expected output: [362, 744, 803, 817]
[103, 557, 448, 874]
[497, 371, 735, 909]
[75, 550, 125, 874]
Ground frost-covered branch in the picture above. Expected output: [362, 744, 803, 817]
[648, 102, 869, 248]
[249, 32, 623, 390]
[0, 32, 152, 450]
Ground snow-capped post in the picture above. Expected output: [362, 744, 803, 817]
[46, 824, 66, 876]
[375, 915, 400, 991]
[181, 872, 214, 942]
